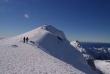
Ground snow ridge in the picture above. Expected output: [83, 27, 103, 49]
[41, 25, 67, 40]
[0, 25, 96, 74]
[70, 40, 92, 60]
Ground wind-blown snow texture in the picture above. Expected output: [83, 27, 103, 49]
[0, 25, 96, 74]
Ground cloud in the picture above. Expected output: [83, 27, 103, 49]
[24, 14, 29, 19]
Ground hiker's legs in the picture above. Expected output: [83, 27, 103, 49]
[24, 40, 25, 43]
[26, 40, 27, 43]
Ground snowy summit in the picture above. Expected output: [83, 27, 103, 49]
[0, 25, 96, 74]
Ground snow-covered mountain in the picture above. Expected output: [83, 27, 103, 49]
[0, 25, 96, 74]
[71, 40, 110, 60]
[70, 40, 92, 60]
[71, 40, 110, 73]
[70, 41, 98, 71]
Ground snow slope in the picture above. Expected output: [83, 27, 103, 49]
[94, 60, 110, 74]
[70, 40, 92, 60]
[0, 42, 84, 74]
[0, 25, 96, 74]
[70, 40, 86, 53]
[71, 40, 110, 73]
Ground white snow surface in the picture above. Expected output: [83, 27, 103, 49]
[94, 60, 110, 74]
[70, 40, 92, 60]
[70, 40, 86, 53]
[0, 25, 96, 74]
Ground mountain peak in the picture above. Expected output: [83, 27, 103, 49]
[40, 25, 62, 33]
[71, 40, 81, 47]
[0, 25, 68, 44]
[41, 25, 53, 29]
[40, 25, 67, 40]
[75, 40, 79, 42]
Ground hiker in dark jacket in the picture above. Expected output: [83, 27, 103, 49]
[26, 37, 29, 43]
[23, 37, 25, 43]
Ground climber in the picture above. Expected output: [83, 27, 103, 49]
[26, 37, 29, 43]
[23, 37, 25, 43]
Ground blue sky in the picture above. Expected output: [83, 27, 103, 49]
[0, 0, 110, 43]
